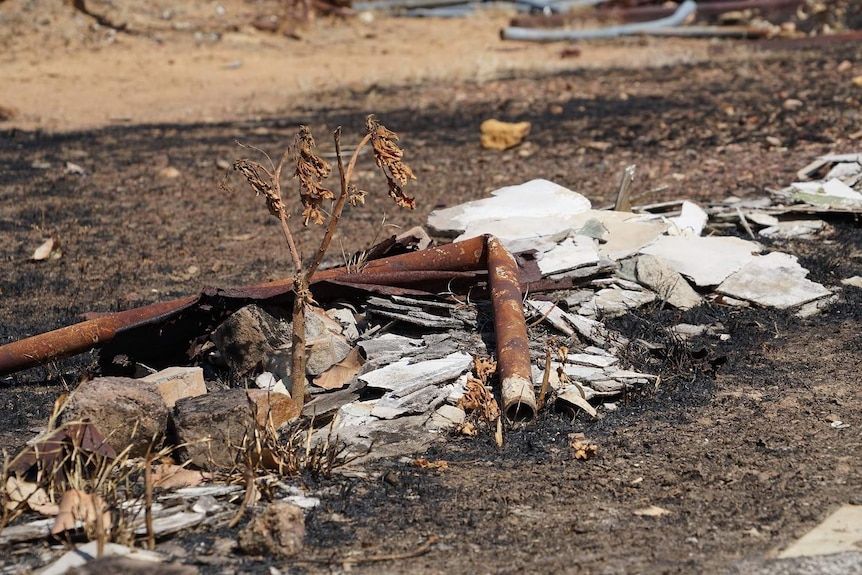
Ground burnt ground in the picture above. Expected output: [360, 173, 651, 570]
[3, 39, 862, 574]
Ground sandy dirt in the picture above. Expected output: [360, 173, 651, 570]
[0, 0, 721, 132]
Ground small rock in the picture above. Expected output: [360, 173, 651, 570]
[255, 371, 289, 395]
[143, 366, 207, 409]
[584, 141, 613, 152]
[838, 60, 853, 73]
[158, 166, 181, 178]
[841, 276, 862, 289]
[172, 389, 256, 470]
[765, 135, 782, 147]
[252, 14, 280, 32]
[211, 305, 291, 375]
[60, 377, 169, 457]
[216, 158, 231, 170]
[782, 98, 803, 111]
[64, 161, 86, 175]
[237, 501, 305, 559]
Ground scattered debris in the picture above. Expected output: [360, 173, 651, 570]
[2, 147, 857, 571]
[39, 541, 169, 575]
[502, 0, 698, 41]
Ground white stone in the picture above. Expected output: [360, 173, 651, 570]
[426, 404, 467, 431]
[717, 251, 831, 309]
[40, 542, 165, 575]
[791, 178, 862, 201]
[567, 353, 618, 368]
[841, 276, 862, 289]
[358, 333, 426, 360]
[371, 385, 449, 419]
[745, 211, 779, 227]
[640, 235, 760, 287]
[556, 387, 597, 417]
[336, 400, 377, 427]
[583, 287, 656, 317]
[255, 372, 290, 396]
[759, 220, 825, 239]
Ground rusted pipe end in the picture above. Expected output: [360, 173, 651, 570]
[501, 374, 537, 422]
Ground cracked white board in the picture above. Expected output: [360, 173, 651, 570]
[716, 251, 831, 309]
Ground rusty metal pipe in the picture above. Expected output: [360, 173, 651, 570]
[486, 236, 536, 421]
[1, 234, 537, 422]
[0, 297, 197, 377]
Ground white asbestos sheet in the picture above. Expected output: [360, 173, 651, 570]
[716, 251, 831, 309]
[640, 235, 761, 287]
[427, 179, 591, 236]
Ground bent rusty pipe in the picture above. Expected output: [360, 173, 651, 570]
[0, 234, 536, 421]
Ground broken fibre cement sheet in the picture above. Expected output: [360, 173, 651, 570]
[639, 235, 761, 287]
[427, 179, 591, 236]
[716, 251, 831, 309]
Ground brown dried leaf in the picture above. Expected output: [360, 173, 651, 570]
[457, 377, 501, 422]
[4, 477, 59, 516]
[294, 125, 333, 226]
[151, 463, 208, 490]
[571, 439, 599, 460]
[8, 421, 117, 476]
[412, 458, 449, 471]
[312, 347, 365, 390]
[348, 184, 366, 207]
[472, 357, 497, 383]
[234, 159, 286, 219]
[50, 489, 112, 535]
[366, 114, 416, 209]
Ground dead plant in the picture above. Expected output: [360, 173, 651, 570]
[228, 397, 367, 526]
[457, 357, 504, 445]
[0, 422, 174, 550]
[225, 115, 415, 408]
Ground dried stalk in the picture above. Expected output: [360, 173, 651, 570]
[306, 128, 373, 279]
[230, 116, 415, 407]
[144, 451, 155, 550]
[536, 347, 552, 410]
